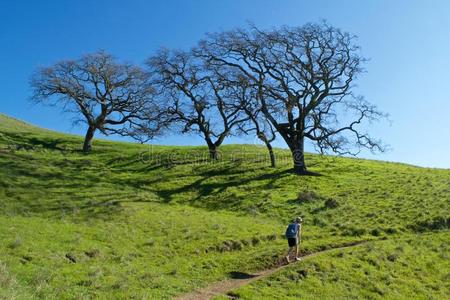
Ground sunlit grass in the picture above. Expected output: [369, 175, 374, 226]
[224, 232, 449, 300]
[0, 113, 448, 298]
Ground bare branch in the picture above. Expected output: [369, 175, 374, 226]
[30, 50, 163, 152]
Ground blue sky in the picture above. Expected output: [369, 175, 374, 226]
[1, 0, 449, 168]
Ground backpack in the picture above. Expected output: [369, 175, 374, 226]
[285, 223, 298, 238]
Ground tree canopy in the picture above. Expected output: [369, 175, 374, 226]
[31, 51, 164, 152]
[197, 22, 386, 173]
[31, 22, 386, 174]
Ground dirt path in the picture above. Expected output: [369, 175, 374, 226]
[174, 241, 369, 300]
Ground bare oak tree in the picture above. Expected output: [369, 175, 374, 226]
[198, 22, 386, 174]
[147, 49, 248, 159]
[30, 51, 159, 152]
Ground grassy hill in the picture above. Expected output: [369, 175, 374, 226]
[0, 113, 449, 299]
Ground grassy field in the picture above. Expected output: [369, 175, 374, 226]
[0, 113, 449, 299]
[218, 232, 449, 300]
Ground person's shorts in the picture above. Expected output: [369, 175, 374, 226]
[288, 238, 298, 247]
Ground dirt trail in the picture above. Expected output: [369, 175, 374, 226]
[174, 241, 369, 300]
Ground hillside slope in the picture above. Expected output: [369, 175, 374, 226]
[0, 114, 449, 299]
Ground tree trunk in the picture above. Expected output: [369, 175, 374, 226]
[259, 134, 276, 168]
[205, 138, 219, 160]
[266, 142, 276, 168]
[291, 137, 307, 174]
[83, 126, 96, 153]
[208, 144, 218, 160]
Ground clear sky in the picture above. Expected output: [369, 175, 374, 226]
[1, 0, 449, 168]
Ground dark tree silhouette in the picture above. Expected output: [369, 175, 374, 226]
[30, 51, 161, 152]
[146, 49, 248, 159]
[197, 22, 386, 174]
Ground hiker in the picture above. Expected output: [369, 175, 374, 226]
[285, 216, 302, 263]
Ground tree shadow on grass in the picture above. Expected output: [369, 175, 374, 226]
[0, 150, 126, 221]
[1, 139, 318, 221]
[154, 168, 294, 211]
[1, 131, 74, 152]
[28, 137, 66, 151]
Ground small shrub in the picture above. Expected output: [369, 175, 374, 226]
[324, 198, 339, 208]
[251, 237, 261, 246]
[265, 234, 278, 241]
[20, 255, 33, 264]
[342, 227, 366, 237]
[217, 244, 229, 252]
[84, 249, 100, 258]
[65, 253, 77, 263]
[287, 269, 308, 282]
[297, 268, 308, 278]
[77, 279, 93, 287]
[366, 257, 379, 267]
[205, 246, 216, 253]
[370, 228, 382, 236]
[372, 285, 386, 296]
[229, 240, 243, 251]
[384, 227, 398, 234]
[168, 269, 177, 275]
[240, 239, 250, 246]
[218, 240, 243, 252]
[297, 191, 321, 203]
[387, 253, 399, 262]
[411, 216, 449, 232]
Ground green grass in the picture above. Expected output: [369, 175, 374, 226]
[0, 113, 449, 299]
[221, 232, 449, 300]
[1, 205, 285, 299]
